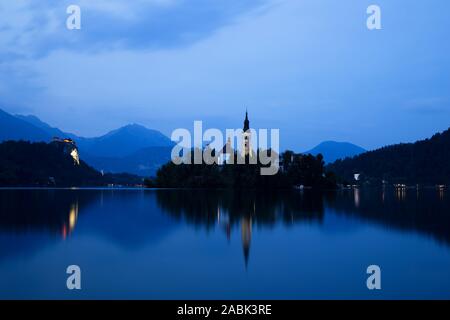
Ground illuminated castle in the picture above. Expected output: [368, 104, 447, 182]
[52, 137, 80, 165]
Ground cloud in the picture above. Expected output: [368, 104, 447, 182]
[1, 0, 450, 150]
[0, 0, 269, 59]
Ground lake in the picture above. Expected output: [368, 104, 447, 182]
[0, 187, 449, 299]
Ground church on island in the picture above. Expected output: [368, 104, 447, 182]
[217, 110, 256, 165]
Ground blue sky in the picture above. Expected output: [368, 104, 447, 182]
[0, 0, 449, 151]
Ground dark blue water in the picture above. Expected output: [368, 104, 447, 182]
[0, 188, 449, 299]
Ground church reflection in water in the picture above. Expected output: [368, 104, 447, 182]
[0, 187, 449, 269]
[215, 206, 252, 267]
[155, 188, 450, 267]
[240, 216, 252, 268]
[155, 189, 325, 267]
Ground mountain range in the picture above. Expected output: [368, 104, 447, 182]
[2, 109, 173, 176]
[1, 108, 365, 176]
[0, 109, 50, 142]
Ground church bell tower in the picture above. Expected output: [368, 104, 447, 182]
[241, 110, 252, 158]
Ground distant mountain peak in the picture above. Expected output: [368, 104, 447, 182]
[79, 122, 173, 158]
[305, 140, 366, 163]
[101, 123, 168, 139]
[120, 123, 146, 130]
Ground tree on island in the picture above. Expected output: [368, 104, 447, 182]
[149, 148, 337, 189]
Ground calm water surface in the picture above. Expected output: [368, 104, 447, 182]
[0, 188, 449, 299]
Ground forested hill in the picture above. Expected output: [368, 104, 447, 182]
[327, 128, 450, 185]
[0, 141, 105, 187]
[0, 141, 145, 187]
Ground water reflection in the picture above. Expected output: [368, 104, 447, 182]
[155, 189, 324, 228]
[155, 189, 325, 266]
[62, 202, 78, 240]
[439, 188, 445, 201]
[0, 190, 90, 237]
[2, 188, 450, 299]
[395, 187, 407, 201]
[328, 188, 450, 246]
[354, 188, 360, 207]
[241, 216, 251, 268]
[154, 188, 450, 266]
[0, 188, 449, 264]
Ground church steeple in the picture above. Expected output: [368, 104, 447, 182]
[243, 110, 249, 132]
[241, 109, 252, 158]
